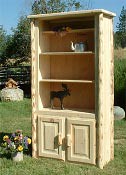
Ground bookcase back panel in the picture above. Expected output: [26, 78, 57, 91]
[40, 34, 50, 52]
[39, 54, 95, 80]
[51, 55, 94, 80]
[48, 17, 94, 30]
[41, 32, 94, 52]
[50, 32, 94, 52]
[39, 82, 95, 110]
[40, 17, 94, 32]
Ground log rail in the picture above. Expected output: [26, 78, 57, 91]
[0, 66, 31, 85]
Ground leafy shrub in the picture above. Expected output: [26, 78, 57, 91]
[114, 58, 126, 108]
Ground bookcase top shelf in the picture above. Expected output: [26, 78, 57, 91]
[28, 9, 116, 20]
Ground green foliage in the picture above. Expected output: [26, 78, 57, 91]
[11, 16, 31, 64]
[31, 0, 81, 14]
[0, 27, 7, 64]
[114, 32, 121, 49]
[114, 59, 126, 93]
[114, 58, 126, 107]
[1, 16, 31, 66]
[115, 6, 126, 48]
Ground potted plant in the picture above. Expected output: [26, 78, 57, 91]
[0, 130, 31, 162]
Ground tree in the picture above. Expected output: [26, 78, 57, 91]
[10, 16, 31, 64]
[31, 0, 82, 14]
[116, 6, 126, 48]
[0, 16, 31, 66]
[0, 27, 7, 64]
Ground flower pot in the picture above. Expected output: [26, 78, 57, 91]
[11, 152, 23, 162]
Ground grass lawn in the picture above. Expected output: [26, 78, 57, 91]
[0, 98, 126, 175]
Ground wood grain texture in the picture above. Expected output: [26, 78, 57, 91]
[28, 9, 116, 20]
[31, 20, 40, 158]
[31, 20, 37, 158]
[110, 18, 114, 161]
[102, 15, 114, 166]
[95, 13, 104, 169]
[95, 14, 114, 169]
[67, 118, 96, 164]
[103, 16, 111, 165]
[38, 115, 65, 160]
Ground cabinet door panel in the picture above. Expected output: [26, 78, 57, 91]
[74, 125, 89, 156]
[67, 118, 96, 164]
[38, 115, 65, 160]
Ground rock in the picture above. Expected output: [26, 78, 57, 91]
[0, 88, 24, 101]
[114, 106, 125, 120]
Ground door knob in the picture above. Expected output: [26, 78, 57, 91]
[58, 133, 62, 146]
[67, 134, 72, 147]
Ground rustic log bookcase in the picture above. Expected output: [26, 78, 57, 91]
[28, 9, 115, 169]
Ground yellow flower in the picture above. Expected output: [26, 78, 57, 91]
[3, 135, 9, 141]
[27, 138, 31, 144]
[14, 136, 19, 141]
[17, 145, 23, 152]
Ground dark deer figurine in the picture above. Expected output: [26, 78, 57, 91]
[50, 83, 70, 110]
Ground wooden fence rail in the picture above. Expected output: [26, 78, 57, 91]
[0, 66, 31, 85]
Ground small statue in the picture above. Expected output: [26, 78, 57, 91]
[5, 78, 18, 88]
[50, 83, 70, 110]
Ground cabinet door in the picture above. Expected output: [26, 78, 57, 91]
[38, 115, 65, 160]
[67, 118, 96, 164]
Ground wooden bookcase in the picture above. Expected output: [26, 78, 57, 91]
[28, 9, 115, 169]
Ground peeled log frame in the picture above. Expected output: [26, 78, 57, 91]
[31, 19, 39, 158]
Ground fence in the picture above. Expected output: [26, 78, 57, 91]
[0, 66, 31, 85]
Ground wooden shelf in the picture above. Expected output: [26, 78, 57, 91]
[40, 51, 94, 56]
[42, 28, 94, 34]
[36, 108, 95, 118]
[40, 79, 95, 83]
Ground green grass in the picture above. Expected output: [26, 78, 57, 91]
[114, 48, 126, 59]
[0, 99, 31, 136]
[0, 99, 126, 175]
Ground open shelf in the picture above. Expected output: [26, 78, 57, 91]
[40, 51, 94, 55]
[38, 14, 95, 112]
[40, 26, 94, 52]
[37, 108, 95, 119]
[42, 28, 94, 34]
[39, 54, 95, 81]
[40, 79, 95, 83]
[39, 81, 95, 111]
